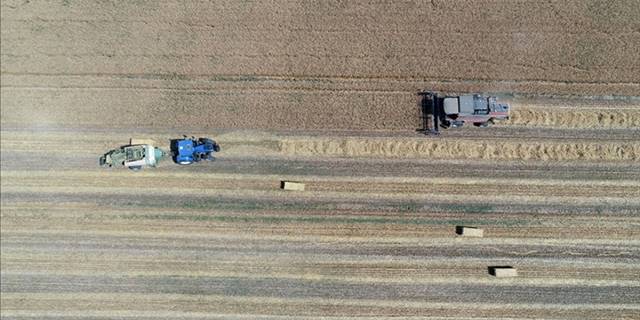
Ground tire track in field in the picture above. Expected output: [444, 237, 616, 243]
[2, 129, 640, 163]
[3, 200, 640, 241]
[3, 170, 639, 198]
[3, 79, 640, 131]
[2, 293, 638, 319]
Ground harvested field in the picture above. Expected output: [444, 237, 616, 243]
[2, 0, 640, 319]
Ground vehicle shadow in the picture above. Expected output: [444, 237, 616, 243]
[169, 139, 181, 163]
[416, 91, 441, 135]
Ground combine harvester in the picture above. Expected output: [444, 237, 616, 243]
[420, 92, 510, 134]
[100, 137, 220, 170]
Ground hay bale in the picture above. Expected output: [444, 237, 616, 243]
[489, 266, 518, 277]
[456, 226, 484, 237]
[281, 181, 305, 191]
[130, 138, 156, 146]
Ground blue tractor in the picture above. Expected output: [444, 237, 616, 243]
[172, 137, 221, 165]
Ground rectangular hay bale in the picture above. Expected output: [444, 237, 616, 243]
[281, 181, 305, 191]
[489, 266, 518, 277]
[456, 226, 484, 237]
[130, 138, 156, 146]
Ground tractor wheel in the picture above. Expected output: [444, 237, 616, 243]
[128, 165, 143, 171]
[474, 122, 489, 128]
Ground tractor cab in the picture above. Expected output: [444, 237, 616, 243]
[176, 139, 195, 165]
[173, 137, 221, 165]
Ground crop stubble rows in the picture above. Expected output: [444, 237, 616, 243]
[2, 135, 640, 317]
